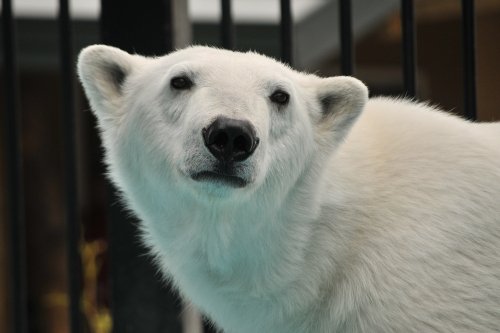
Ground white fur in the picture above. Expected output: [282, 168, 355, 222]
[78, 45, 500, 333]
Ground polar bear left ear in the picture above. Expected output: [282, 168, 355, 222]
[77, 45, 141, 125]
[313, 76, 368, 145]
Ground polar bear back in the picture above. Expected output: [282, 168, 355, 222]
[318, 97, 500, 332]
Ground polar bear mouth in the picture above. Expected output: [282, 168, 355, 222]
[191, 171, 247, 188]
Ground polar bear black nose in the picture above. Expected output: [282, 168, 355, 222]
[202, 117, 259, 162]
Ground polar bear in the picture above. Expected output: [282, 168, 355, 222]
[77, 45, 500, 333]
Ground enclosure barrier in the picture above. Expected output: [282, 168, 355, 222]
[1, 0, 477, 332]
[2, 0, 27, 331]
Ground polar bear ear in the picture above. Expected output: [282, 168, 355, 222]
[77, 45, 139, 124]
[314, 76, 368, 145]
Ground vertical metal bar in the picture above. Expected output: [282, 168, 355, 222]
[58, 0, 83, 332]
[339, 0, 354, 75]
[401, 0, 417, 97]
[1, 0, 28, 332]
[280, 0, 293, 66]
[461, 0, 477, 120]
[101, 0, 184, 331]
[221, 0, 234, 49]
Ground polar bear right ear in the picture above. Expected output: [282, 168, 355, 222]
[313, 76, 369, 146]
[77, 45, 139, 124]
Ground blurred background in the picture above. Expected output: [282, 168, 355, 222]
[1, 0, 500, 332]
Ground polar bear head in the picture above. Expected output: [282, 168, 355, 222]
[78, 45, 367, 208]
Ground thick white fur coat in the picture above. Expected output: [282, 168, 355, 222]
[78, 45, 500, 333]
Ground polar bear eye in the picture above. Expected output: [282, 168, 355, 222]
[170, 76, 193, 90]
[270, 90, 290, 105]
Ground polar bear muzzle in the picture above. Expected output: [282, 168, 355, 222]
[202, 116, 259, 163]
[186, 116, 260, 188]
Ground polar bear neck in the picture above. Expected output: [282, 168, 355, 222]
[145, 186, 336, 330]
[115, 147, 341, 301]
[135, 160, 328, 283]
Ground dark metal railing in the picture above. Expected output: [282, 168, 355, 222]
[58, 0, 83, 332]
[1, 0, 480, 332]
[1, 0, 28, 332]
[461, 0, 477, 120]
[280, 0, 293, 65]
[401, 0, 417, 97]
[221, 0, 235, 49]
[339, 0, 354, 75]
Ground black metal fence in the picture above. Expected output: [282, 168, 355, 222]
[1, 0, 478, 332]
